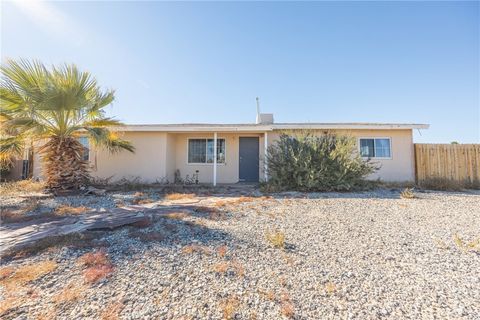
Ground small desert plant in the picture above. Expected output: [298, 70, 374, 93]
[0, 180, 45, 196]
[0, 261, 57, 290]
[453, 234, 480, 252]
[325, 281, 336, 295]
[78, 250, 114, 283]
[164, 193, 196, 201]
[220, 296, 240, 320]
[53, 283, 86, 304]
[100, 301, 124, 320]
[265, 230, 286, 249]
[400, 188, 416, 199]
[265, 132, 377, 192]
[279, 291, 294, 318]
[182, 244, 212, 255]
[217, 245, 228, 257]
[55, 205, 90, 215]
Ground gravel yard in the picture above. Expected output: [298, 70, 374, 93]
[1, 189, 479, 319]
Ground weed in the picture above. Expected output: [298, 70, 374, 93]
[165, 193, 196, 201]
[213, 262, 229, 273]
[84, 264, 114, 284]
[55, 205, 89, 215]
[133, 192, 145, 198]
[453, 234, 480, 252]
[265, 230, 286, 249]
[53, 283, 86, 304]
[279, 291, 294, 318]
[0, 180, 45, 196]
[100, 301, 124, 320]
[165, 212, 189, 220]
[0, 260, 57, 289]
[217, 245, 228, 257]
[78, 250, 114, 284]
[220, 295, 240, 320]
[79, 250, 109, 267]
[400, 188, 416, 199]
[325, 281, 336, 295]
[182, 244, 212, 255]
[212, 260, 244, 277]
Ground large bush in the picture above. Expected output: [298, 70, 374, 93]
[265, 132, 377, 191]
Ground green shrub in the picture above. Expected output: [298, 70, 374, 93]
[265, 132, 377, 192]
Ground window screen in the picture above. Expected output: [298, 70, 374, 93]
[359, 138, 391, 158]
[188, 139, 225, 164]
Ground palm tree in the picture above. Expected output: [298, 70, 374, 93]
[0, 59, 134, 191]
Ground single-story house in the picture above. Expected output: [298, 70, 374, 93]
[32, 113, 429, 185]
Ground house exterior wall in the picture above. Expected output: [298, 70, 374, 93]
[92, 131, 168, 183]
[266, 129, 415, 182]
[31, 128, 415, 184]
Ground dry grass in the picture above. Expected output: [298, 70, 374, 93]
[182, 244, 212, 255]
[0, 260, 57, 290]
[418, 177, 479, 191]
[0, 266, 15, 280]
[53, 282, 86, 304]
[0, 199, 44, 223]
[453, 234, 480, 252]
[165, 211, 189, 220]
[164, 193, 196, 201]
[78, 250, 110, 266]
[212, 260, 245, 277]
[55, 205, 90, 215]
[325, 281, 337, 295]
[220, 295, 240, 320]
[400, 188, 416, 199]
[84, 264, 114, 284]
[279, 291, 294, 318]
[0, 179, 45, 196]
[78, 250, 114, 284]
[265, 230, 286, 249]
[100, 301, 124, 320]
[217, 245, 228, 257]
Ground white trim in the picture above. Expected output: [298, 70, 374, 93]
[358, 137, 393, 160]
[213, 132, 217, 186]
[186, 137, 226, 165]
[264, 132, 268, 182]
[115, 123, 429, 132]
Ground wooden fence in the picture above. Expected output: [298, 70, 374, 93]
[415, 144, 480, 183]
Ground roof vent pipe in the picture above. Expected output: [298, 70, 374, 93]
[256, 97, 261, 124]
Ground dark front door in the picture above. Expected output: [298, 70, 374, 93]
[239, 137, 259, 182]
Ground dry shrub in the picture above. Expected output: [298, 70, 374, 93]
[182, 244, 212, 255]
[0, 180, 45, 196]
[78, 250, 114, 283]
[279, 291, 294, 318]
[220, 295, 240, 320]
[0, 260, 57, 289]
[209, 210, 227, 221]
[0, 266, 15, 280]
[100, 301, 124, 320]
[165, 193, 196, 201]
[453, 234, 480, 252]
[213, 262, 229, 273]
[84, 264, 114, 284]
[194, 206, 219, 214]
[165, 212, 189, 220]
[265, 230, 286, 249]
[53, 282, 86, 304]
[133, 192, 145, 198]
[55, 205, 89, 215]
[325, 281, 336, 295]
[258, 289, 276, 301]
[217, 245, 228, 257]
[418, 177, 478, 191]
[79, 250, 109, 266]
[400, 188, 416, 199]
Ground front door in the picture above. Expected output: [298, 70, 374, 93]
[239, 137, 259, 182]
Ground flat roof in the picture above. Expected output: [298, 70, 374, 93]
[116, 122, 429, 132]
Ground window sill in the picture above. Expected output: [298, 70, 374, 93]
[362, 157, 392, 160]
[187, 163, 227, 166]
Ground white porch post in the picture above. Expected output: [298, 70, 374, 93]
[213, 132, 217, 186]
[264, 132, 268, 182]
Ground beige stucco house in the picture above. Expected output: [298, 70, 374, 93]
[32, 113, 429, 185]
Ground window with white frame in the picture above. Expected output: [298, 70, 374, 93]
[359, 138, 391, 158]
[188, 138, 226, 164]
[78, 137, 90, 161]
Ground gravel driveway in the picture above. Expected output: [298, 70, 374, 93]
[1, 189, 479, 319]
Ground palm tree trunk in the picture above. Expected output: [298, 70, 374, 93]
[42, 136, 89, 191]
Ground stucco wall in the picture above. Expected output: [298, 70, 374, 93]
[92, 132, 168, 183]
[266, 129, 415, 182]
[32, 128, 415, 184]
[173, 133, 262, 184]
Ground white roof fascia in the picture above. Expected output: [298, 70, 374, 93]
[272, 123, 429, 130]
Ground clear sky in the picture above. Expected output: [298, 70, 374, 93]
[1, 1, 479, 143]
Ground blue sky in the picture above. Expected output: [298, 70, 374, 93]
[2, 1, 479, 143]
